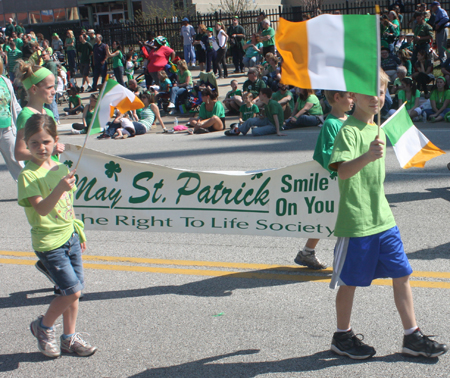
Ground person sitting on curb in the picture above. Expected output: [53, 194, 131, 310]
[223, 80, 243, 115]
[188, 88, 225, 134]
[225, 88, 285, 137]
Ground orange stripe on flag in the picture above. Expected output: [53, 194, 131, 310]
[403, 141, 445, 169]
[276, 18, 311, 88]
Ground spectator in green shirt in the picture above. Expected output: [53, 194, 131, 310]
[242, 68, 267, 107]
[272, 83, 294, 119]
[78, 35, 93, 91]
[223, 79, 243, 114]
[11, 32, 23, 51]
[65, 30, 77, 76]
[284, 88, 324, 129]
[225, 88, 285, 136]
[7, 41, 22, 83]
[188, 88, 226, 133]
[107, 41, 125, 87]
[260, 19, 275, 56]
[64, 87, 84, 115]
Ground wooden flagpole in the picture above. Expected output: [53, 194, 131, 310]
[375, 5, 381, 137]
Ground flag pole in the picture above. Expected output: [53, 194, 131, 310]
[74, 80, 109, 171]
[375, 4, 381, 137]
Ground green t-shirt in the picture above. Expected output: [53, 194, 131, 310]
[198, 101, 225, 120]
[112, 50, 123, 68]
[79, 42, 93, 64]
[0, 77, 12, 128]
[296, 94, 323, 115]
[397, 89, 420, 111]
[243, 78, 266, 98]
[328, 116, 396, 237]
[239, 103, 259, 121]
[312, 114, 345, 178]
[14, 38, 23, 51]
[7, 48, 23, 73]
[261, 27, 275, 47]
[226, 89, 242, 98]
[393, 77, 402, 87]
[178, 70, 193, 86]
[18, 162, 85, 252]
[430, 89, 450, 110]
[65, 37, 75, 51]
[16, 107, 59, 163]
[265, 99, 284, 128]
[69, 95, 81, 107]
[392, 19, 401, 37]
[272, 90, 294, 111]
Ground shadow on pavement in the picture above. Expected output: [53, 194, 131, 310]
[406, 241, 450, 260]
[386, 187, 450, 204]
[0, 268, 328, 309]
[128, 349, 439, 378]
[0, 352, 49, 372]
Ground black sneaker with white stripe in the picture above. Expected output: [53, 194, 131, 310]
[331, 330, 376, 360]
[35, 261, 55, 285]
[402, 328, 448, 358]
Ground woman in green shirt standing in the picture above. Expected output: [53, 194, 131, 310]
[188, 88, 225, 133]
[284, 88, 324, 129]
[107, 41, 125, 87]
[65, 30, 76, 77]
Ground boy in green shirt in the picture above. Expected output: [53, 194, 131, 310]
[328, 70, 447, 360]
[294, 90, 353, 270]
[223, 79, 243, 114]
[239, 92, 259, 122]
[225, 88, 284, 136]
[272, 83, 294, 119]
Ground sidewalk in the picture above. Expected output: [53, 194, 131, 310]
[58, 69, 247, 135]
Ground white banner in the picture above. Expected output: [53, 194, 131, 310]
[61, 144, 339, 239]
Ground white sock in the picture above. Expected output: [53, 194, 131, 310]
[336, 327, 351, 333]
[404, 326, 418, 335]
[304, 247, 315, 253]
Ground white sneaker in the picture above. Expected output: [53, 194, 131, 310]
[167, 102, 175, 109]
[72, 129, 81, 134]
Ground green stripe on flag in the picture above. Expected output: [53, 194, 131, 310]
[382, 104, 414, 145]
[343, 15, 378, 96]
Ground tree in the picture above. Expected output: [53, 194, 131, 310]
[210, 0, 257, 14]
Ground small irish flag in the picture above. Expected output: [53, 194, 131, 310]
[89, 79, 144, 135]
[382, 103, 445, 169]
[275, 15, 378, 96]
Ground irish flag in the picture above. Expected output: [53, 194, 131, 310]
[89, 79, 144, 135]
[275, 15, 378, 96]
[382, 103, 445, 169]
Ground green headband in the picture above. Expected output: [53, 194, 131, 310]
[437, 76, 446, 83]
[22, 67, 53, 90]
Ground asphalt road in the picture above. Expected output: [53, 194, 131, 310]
[1, 73, 450, 377]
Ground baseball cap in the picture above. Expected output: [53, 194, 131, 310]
[182, 17, 189, 22]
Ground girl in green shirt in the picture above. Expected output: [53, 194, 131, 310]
[285, 88, 324, 129]
[423, 77, 450, 122]
[168, 59, 192, 112]
[188, 88, 225, 133]
[65, 30, 76, 76]
[107, 41, 125, 87]
[71, 94, 97, 134]
[14, 61, 64, 163]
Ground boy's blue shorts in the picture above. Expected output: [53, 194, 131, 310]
[35, 233, 85, 296]
[330, 226, 412, 288]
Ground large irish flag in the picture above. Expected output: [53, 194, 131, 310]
[89, 79, 144, 135]
[275, 15, 378, 96]
[382, 103, 445, 169]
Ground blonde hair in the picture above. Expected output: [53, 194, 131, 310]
[15, 60, 41, 82]
[324, 90, 347, 105]
[67, 30, 74, 39]
[198, 24, 207, 33]
[24, 114, 57, 143]
[380, 68, 389, 90]
[177, 59, 188, 71]
[158, 70, 168, 80]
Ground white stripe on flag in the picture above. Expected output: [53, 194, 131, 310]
[307, 15, 346, 90]
[393, 126, 429, 167]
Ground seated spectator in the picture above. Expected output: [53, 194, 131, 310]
[398, 48, 412, 76]
[380, 15, 396, 53]
[128, 79, 145, 96]
[239, 92, 259, 123]
[396, 77, 422, 119]
[168, 59, 193, 113]
[272, 83, 295, 119]
[154, 70, 172, 109]
[243, 34, 263, 68]
[391, 65, 407, 94]
[262, 55, 281, 91]
[188, 88, 225, 133]
[243, 68, 267, 107]
[64, 87, 84, 115]
[441, 53, 450, 82]
[422, 76, 450, 122]
[225, 88, 284, 137]
[134, 92, 167, 133]
[400, 33, 414, 53]
[284, 88, 324, 129]
[381, 47, 401, 82]
[113, 115, 136, 139]
[412, 49, 433, 97]
[223, 80, 243, 114]
[72, 94, 98, 134]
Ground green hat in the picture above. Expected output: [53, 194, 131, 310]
[233, 15, 239, 19]
[154, 36, 167, 46]
[52, 33, 58, 37]
[207, 27, 213, 32]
